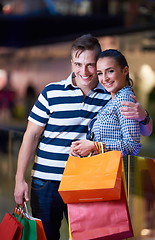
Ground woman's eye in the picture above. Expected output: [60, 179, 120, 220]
[88, 64, 96, 68]
[108, 69, 114, 73]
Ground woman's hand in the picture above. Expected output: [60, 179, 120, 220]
[70, 140, 95, 157]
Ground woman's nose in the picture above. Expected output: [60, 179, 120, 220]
[103, 73, 109, 80]
[101, 73, 109, 82]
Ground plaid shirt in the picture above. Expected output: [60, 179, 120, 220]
[90, 86, 142, 156]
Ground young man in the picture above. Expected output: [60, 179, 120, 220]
[14, 34, 152, 240]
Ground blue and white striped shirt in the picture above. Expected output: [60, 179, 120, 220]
[91, 86, 142, 156]
[28, 73, 111, 180]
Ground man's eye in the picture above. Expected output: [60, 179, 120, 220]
[75, 63, 81, 67]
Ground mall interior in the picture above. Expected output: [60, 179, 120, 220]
[0, 0, 155, 239]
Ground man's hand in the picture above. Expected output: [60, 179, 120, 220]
[120, 95, 147, 121]
[120, 95, 152, 136]
[14, 180, 29, 205]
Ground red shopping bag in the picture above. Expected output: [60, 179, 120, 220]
[0, 212, 23, 240]
[68, 179, 133, 240]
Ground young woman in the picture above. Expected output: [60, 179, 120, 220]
[70, 49, 142, 157]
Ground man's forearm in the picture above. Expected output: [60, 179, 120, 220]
[15, 121, 44, 181]
[14, 129, 41, 204]
[15, 142, 36, 181]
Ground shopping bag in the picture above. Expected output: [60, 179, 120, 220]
[14, 212, 37, 240]
[59, 151, 122, 203]
[14, 203, 39, 240]
[68, 179, 134, 240]
[69, 216, 72, 240]
[15, 202, 47, 240]
[0, 212, 23, 240]
[28, 216, 47, 240]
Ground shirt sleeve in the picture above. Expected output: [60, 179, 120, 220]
[105, 93, 142, 156]
[28, 86, 50, 126]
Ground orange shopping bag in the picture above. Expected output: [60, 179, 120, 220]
[29, 217, 47, 240]
[59, 151, 122, 203]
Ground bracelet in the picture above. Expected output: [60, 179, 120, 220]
[94, 141, 100, 154]
[139, 110, 150, 125]
[94, 142, 106, 154]
[102, 142, 107, 153]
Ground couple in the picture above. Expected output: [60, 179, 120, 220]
[14, 34, 152, 240]
[70, 48, 143, 157]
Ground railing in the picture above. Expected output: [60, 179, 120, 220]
[0, 127, 155, 240]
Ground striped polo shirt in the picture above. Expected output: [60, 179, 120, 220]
[28, 73, 111, 181]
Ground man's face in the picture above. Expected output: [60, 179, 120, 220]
[71, 49, 98, 90]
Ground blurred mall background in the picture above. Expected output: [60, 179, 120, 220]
[0, 0, 155, 239]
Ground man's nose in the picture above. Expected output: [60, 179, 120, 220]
[81, 66, 88, 74]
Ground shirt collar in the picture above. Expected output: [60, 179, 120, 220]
[64, 73, 76, 88]
[93, 82, 107, 92]
[65, 72, 108, 93]
[116, 85, 132, 95]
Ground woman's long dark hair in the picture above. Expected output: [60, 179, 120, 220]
[97, 49, 133, 86]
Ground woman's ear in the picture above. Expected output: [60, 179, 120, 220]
[124, 66, 129, 76]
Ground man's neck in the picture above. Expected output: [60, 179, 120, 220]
[72, 77, 98, 97]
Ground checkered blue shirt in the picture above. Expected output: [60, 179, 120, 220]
[90, 86, 142, 156]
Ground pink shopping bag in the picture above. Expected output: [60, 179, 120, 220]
[68, 179, 133, 240]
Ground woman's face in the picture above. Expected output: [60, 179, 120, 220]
[97, 57, 129, 99]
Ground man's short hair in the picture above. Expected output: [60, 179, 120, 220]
[71, 34, 101, 59]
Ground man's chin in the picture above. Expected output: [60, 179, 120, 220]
[81, 79, 92, 85]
